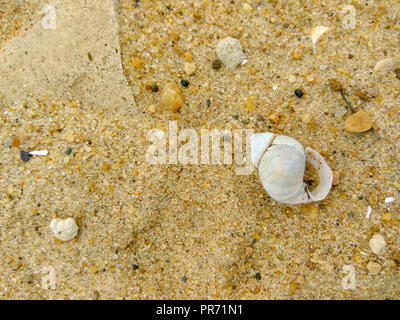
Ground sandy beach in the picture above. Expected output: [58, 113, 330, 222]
[0, 0, 399, 299]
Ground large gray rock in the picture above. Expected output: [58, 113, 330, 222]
[0, 0, 136, 113]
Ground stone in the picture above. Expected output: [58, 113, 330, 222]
[374, 58, 397, 73]
[215, 37, 245, 70]
[49, 218, 78, 241]
[0, 0, 137, 114]
[183, 62, 197, 76]
[344, 110, 372, 133]
[367, 262, 382, 275]
[332, 170, 340, 185]
[369, 234, 386, 255]
[160, 83, 184, 112]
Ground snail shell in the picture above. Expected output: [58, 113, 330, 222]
[251, 133, 333, 204]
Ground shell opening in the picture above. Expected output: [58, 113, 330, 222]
[304, 147, 333, 202]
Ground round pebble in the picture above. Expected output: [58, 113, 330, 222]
[344, 110, 372, 133]
[183, 62, 196, 76]
[215, 36, 245, 70]
[212, 59, 222, 70]
[367, 261, 382, 275]
[151, 84, 159, 92]
[374, 58, 397, 73]
[49, 218, 78, 241]
[181, 79, 189, 87]
[369, 234, 386, 255]
[295, 89, 304, 98]
[20, 150, 31, 162]
[160, 82, 184, 112]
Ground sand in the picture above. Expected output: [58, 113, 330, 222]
[0, 0, 399, 299]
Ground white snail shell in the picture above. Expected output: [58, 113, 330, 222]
[251, 133, 333, 204]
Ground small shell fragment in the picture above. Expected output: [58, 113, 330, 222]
[49, 218, 78, 241]
[311, 26, 329, 53]
[374, 58, 397, 73]
[29, 150, 49, 156]
[216, 36, 246, 70]
[384, 197, 394, 203]
[366, 206, 372, 219]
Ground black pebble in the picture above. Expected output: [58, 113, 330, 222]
[151, 84, 159, 92]
[206, 99, 211, 107]
[66, 147, 72, 155]
[212, 59, 222, 70]
[181, 79, 189, 87]
[295, 89, 304, 98]
[255, 273, 261, 280]
[232, 114, 239, 120]
[132, 264, 138, 270]
[20, 151, 31, 162]
[182, 276, 187, 283]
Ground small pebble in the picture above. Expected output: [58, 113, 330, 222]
[369, 234, 386, 255]
[182, 276, 187, 283]
[344, 110, 372, 133]
[183, 62, 196, 76]
[256, 114, 265, 122]
[24, 274, 34, 284]
[332, 170, 340, 185]
[292, 46, 303, 60]
[147, 104, 157, 113]
[20, 150, 31, 162]
[181, 79, 189, 87]
[132, 264, 138, 270]
[49, 218, 78, 241]
[301, 112, 313, 124]
[295, 89, 304, 98]
[66, 147, 72, 155]
[160, 82, 184, 112]
[367, 261, 382, 275]
[232, 114, 239, 120]
[212, 59, 222, 70]
[255, 273, 261, 280]
[206, 99, 211, 107]
[151, 84, 159, 92]
[242, 2, 253, 13]
[5, 135, 20, 147]
[374, 58, 396, 73]
[215, 37, 245, 70]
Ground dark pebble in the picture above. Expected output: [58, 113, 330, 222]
[182, 276, 187, 283]
[232, 114, 239, 120]
[132, 264, 138, 270]
[241, 119, 249, 124]
[181, 79, 189, 87]
[151, 84, 159, 92]
[256, 114, 265, 122]
[212, 59, 222, 70]
[206, 99, 211, 107]
[66, 147, 72, 155]
[295, 89, 304, 98]
[255, 273, 261, 280]
[20, 151, 31, 162]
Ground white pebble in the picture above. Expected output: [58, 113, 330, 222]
[216, 37, 246, 70]
[384, 197, 394, 203]
[374, 58, 396, 73]
[369, 234, 386, 255]
[49, 218, 78, 241]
